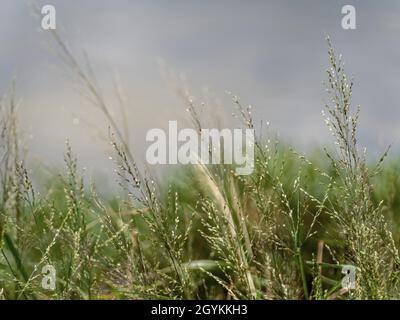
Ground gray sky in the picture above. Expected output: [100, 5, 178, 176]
[1, 1, 399, 189]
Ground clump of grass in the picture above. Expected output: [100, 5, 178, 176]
[319, 37, 400, 299]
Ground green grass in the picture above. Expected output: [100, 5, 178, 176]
[0, 36, 400, 300]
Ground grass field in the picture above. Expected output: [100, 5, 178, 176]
[1, 36, 400, 300]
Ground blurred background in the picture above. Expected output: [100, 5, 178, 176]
[1, 0, 399, 191]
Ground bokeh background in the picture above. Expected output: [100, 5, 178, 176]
[1, 0, 399, 191]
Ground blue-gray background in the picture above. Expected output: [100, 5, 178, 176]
[1, 1, 399, 189]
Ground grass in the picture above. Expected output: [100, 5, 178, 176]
[0, 35, 400, 300]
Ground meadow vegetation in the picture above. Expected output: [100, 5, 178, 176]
[0, 36, 399, 300]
